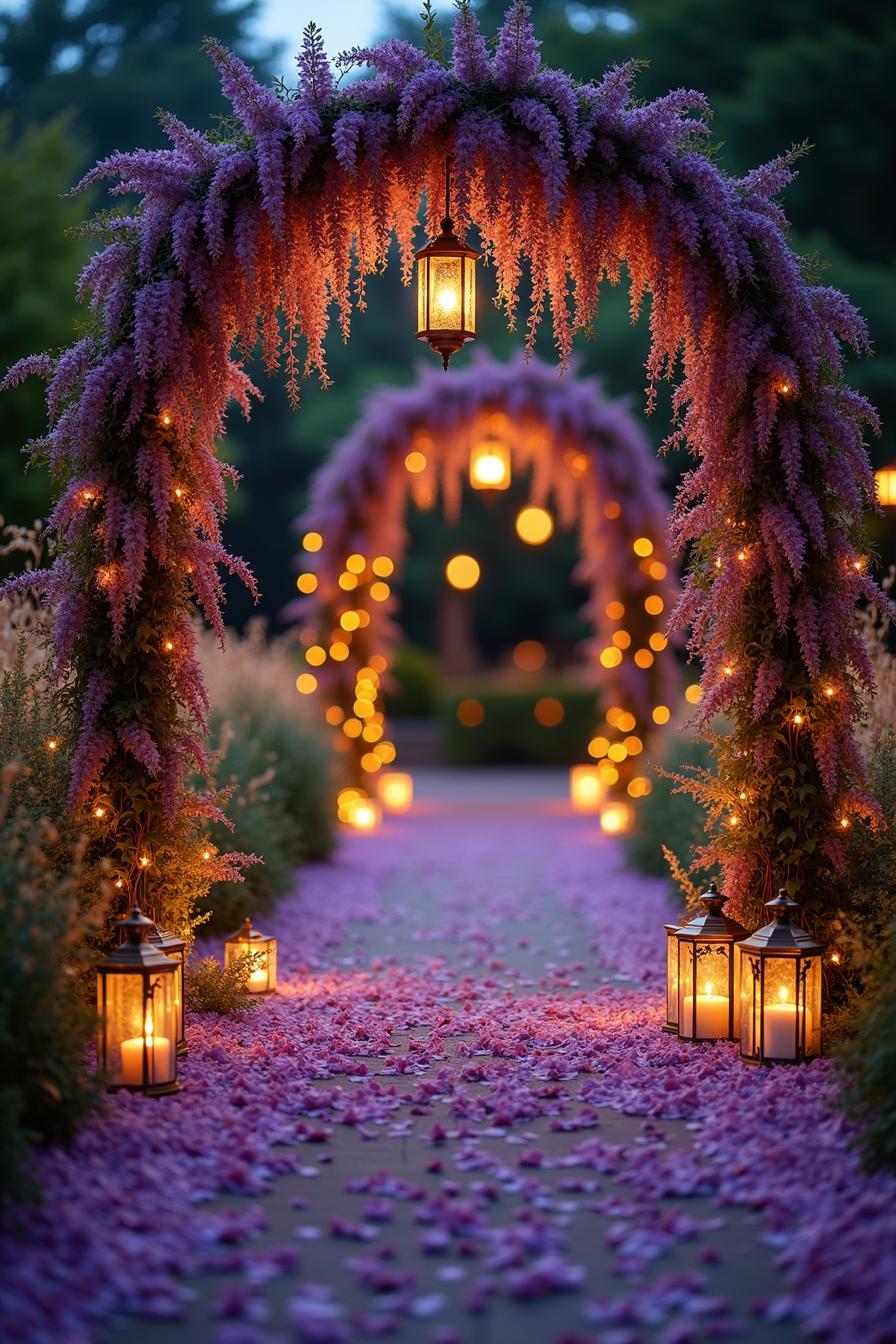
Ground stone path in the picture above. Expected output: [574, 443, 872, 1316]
[6, 770, 895, 1344]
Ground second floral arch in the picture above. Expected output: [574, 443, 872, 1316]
[289, 351, 681, 807]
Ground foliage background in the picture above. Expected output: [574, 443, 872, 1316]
[1, 0, 892, 650]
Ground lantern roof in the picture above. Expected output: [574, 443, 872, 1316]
[98, 905, 176, 972]
[673, 882, 749, 942]
[225, 915, 273, 945]
[413, 218, 480, 262]
[738, 889, 822, 954]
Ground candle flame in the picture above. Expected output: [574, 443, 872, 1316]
[777, 986, 791, 1004]
[144, 1009, 154, 1039]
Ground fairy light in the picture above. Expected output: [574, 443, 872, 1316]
[338, 572, 358, 591]
[160, 410, 173, 427]
[163, 638, 174, 653]
[737, 549, 747, 562]
[723, 664, 734, 677]
[792, 713, 804, 726]
[839, 816, 850, 830]
[606, 600, 625, 620]
[370, 581, 391, 602]
[46, 738, 58, 751]
[174, 486, 184, 500]
[728, 814, 739, 827]
[372, 556, 394, 577]
[830, 951, 841, 965]
[600, 646, 623, 669]
[649, 633, 668, 652]
[346, 554, 366, 574]
[306, 645, 326, 667]
[652, 706, 671, 725]
[295, 673, 318, 695]
[139, 855, 150, 868]
[296, 573, 318, 594]
[405, 450, 427, 473]
[644, 595, 664, 616]
[612, 630, 631, 649]
[340, 611, 361, 631]
[202, 848, 212, 861]
[714, 556, 722, 569]
[633, 537, 653, 558]
[94, 805, 106, 819]
[823, 685, 835, 698]
[775, 381, 793, 397]
[303, 531, 323, 552]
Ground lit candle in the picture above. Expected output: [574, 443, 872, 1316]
[347, 797, 381, 831]
[379, 771, 413, 813]
[762, 988, 809, 1059]
[119, 1013, 173, 1086]
[248, 961, 269, 991]
[680, 983, 730, 1039]
[599, 801, 634, 834]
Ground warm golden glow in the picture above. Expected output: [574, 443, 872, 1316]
[606, 600, 625, 620]
[875, 464, 896, 508]
[296, 572, 317, 594]
[634, 649, 654, 669]
[346, 796, 381, 831]
[370, 581, 391, 602]
[685, 683, 702, 704]
[470, 439, 511, 490]
[405, 450, 428, 474]
[603, 501, 621, 520]
[644, 595, 664, 616]
[649, 632, 668, 652]
[600, 646, 623, 668]
[588, 735, 610, 759]
[652, 705, 671, 725]
[612, 630, 631, 650]
[633, 537, 654, 557]
[306, 645, 326, 666]
[513, 639, 546, 671]
[515, 506, 554, 545]
[295, 673, 317, 695]
[569, 765, 605, 812]
[303, 531, 323, 552]
[534, 696, 564, 727]
[379, 771, 413, 813]
[457, 698, 485, 727]
[600, 801, 634, 835]
[340, 611, 361, 631]
[445, 554, 480, 590]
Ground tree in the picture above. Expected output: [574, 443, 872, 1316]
[0, 114, 87, 526]
[0, 0, 279, 164]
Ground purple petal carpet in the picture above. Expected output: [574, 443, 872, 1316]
[2, 771, 894, 1344]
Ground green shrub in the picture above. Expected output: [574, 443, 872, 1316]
[201, 700, 335, 932]
[438, 680, 600, 765]
[185, 955, 258, 1018]
[841, 922, 896, 1171]
[0, 766, 108, 1202]
[384, 642, 441, 717]
[624, 732, 717, 880]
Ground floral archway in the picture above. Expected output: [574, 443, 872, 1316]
[288, 351, 680, 797]
[0, 0, 883, 930]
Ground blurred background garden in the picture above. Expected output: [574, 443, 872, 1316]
[2, 0, 896, 1220]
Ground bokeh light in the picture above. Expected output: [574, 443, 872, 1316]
[445, 554, 481, 590]
[513, 639, 546, 671]
[515, 506, 554, 545]
[534, 696, 564, 726]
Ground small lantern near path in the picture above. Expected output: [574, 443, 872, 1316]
[739, 890, 823, 1064]
[97, 906, 180, 1095]
[224, 916, 277, 994]
[673, 882, 748, 1043]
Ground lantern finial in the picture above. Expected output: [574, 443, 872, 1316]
[767, 888, 799, 922]
[700, 881, 726, 917]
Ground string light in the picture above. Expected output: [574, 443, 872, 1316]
[338, 572, 358, 591]
[346, 554, 366, 574]
[139, 855, 150, 868]
[644, 595, 664, 616]
[823, 685, 835, 698]
[372, 556, 394, 577]
[370, 581, 390, 602]
[159, 411, 173, 427]
[163, 638, 174, 653]
[737, 549, 747, 562]
[306, 645, 326, 666]
[652, 706, 671, 725]
[839, 816, 850, 829]
[94, 805, 106, 819]
[606, 601, 625, 620]
[174, 486, 184, 500]
[340, 611, 361, 631]
[649, 633, 668, 652]
[46, 738, 58, 751]
[792, 713, 804, 726]
[202, 848, 211, 861]
[600, 646, 623, 668]
[728, 814, 739, 827]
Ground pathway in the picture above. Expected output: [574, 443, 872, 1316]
[4, 770, 896, 1344]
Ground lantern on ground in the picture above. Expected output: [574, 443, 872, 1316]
[874, 458, 896, 508]
[379, 771, 413, 813]
[148, 918, 187, 1056]
[224, 917, 277, 994]
[739, 890, 822, 1064]
[415, 156, 478, 370]
[97, 907, 179, 1095]
[674, 882, 748, 1043]
[469, 437, 511, 490]
[663, 922, 681, 1033]
[569, 765, 605, 813]
[345, 795, 382, 831]
[599, 800, 634, 835]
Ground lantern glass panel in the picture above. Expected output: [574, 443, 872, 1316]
[664, 926, 678, 1029]
[99, 970, 176, 1088]
[463, 255, 476, 333]
[677, 940, 731, 1039]
[225, 933, 277, 993]
[417, 258, 427, 331]
[428, 256, 464, 330]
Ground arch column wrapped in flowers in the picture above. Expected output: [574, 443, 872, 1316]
[288, 351, 679, 796]
[1, 0, 884, 931]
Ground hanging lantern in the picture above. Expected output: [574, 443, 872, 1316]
[469, 437, 511, 490]
[379, 771, 413, 813]
[415, 155, 478, 370]
[674, 882, 749, 1043]
[874, 458, 896, 508]
[663, 922, 681, 1032]
[96, 906, 179, 1095]
[224, 916, 277, 994]
[569, 765, 605, 813]
[738, 890, 823, 1064]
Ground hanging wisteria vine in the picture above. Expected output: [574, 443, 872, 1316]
[0, 0, 884, 928]
[288, 350, 679, 793]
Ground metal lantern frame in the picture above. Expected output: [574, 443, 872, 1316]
[97, 906, 180, 1096]
[674, 882, 749, 1043]
[663, 921, 681, 1032]
[151, 921, 187, 1055]
[415, 155, 479, 370]
[224, 916, 277, 994]
[739, 890, 823, 1065]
